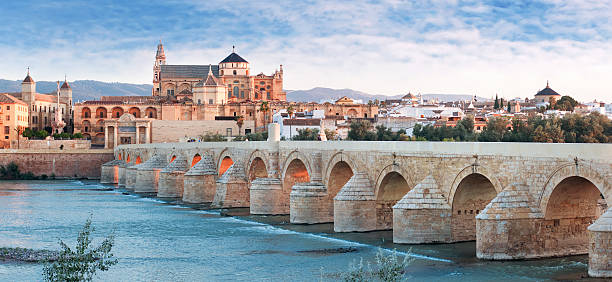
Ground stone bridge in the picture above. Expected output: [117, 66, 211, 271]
[101, 126, 612, 277]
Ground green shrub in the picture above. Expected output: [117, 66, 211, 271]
[341, 248, 413, 282]
[43, 216, 117, 281]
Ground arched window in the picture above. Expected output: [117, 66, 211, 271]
[233, 86, 239, 97]
[233, 70, 237, 75]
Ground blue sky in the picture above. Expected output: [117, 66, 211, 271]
[1, 0, 611, 101]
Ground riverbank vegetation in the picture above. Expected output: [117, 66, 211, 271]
[0, 247, 59, 262]
[0, 162, 52, 180]
[340, 248, 414, 282]
[348, 112, 612, 143]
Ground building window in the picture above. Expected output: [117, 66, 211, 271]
[240, 91, 244, 98]
[6, 106, 9, 110]
[5, 116, 9, 121]
[197, 99, 201, 104]
[209, 99, 213, 104]
[245, 129, 251, 134]
[266, 85, 270, 89]
[233, 86, 239, 97]
[233, 80, 239, 84]
[233, 70, 237, 75]
[266, 92, 271, 99]
[4, 126, 8, 134]
[4, 136, 7, 140]
[260, 81, 265, 85]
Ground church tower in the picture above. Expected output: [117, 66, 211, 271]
[21, 68, 36, 103]
[60, 76, 72, 105]
[153, 40, 166, 96]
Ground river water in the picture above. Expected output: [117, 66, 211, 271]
[0, 180, 597, 281]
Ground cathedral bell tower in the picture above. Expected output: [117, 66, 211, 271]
[21, 68, 36, 103]
[153, 40, 166, 96]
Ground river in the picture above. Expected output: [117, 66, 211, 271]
[0, 180, 595, 281]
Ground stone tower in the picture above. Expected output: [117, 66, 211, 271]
[21, 68, 36, 103]
[153, 40, 166, 96]
[59, 77, 72, 106]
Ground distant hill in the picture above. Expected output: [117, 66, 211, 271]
[287, 87, 488, 103]
[0, 79, 151, 102]
[0, 79, 488, 103]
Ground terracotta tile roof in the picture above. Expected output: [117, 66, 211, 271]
[0, 94, 26, 105]
[284, 118, 321, 126]
[35, 94, 55, 103]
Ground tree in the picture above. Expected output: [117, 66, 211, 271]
[494, 94, 499, 109]
[478, 117, 509, 142]
[553, 96, 579, 112]
[35, 130, 49, 140]
[507, 101, 512, 113]
[347, 120, 376, 140]
[292, 128, 319, 140]
[235, 116, 244, 136]
[43, 216, 117, 282]
[259, 102, 270, 128]
[324, 129, 337, 140]
[13, 127, 24, 149]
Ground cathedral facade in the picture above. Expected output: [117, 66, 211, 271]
[152, 42, 286, 103]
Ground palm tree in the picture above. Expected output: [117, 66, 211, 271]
[236, 115, 244, 136]
[287, 105, 294, 139]
[259, 101, 270, 130]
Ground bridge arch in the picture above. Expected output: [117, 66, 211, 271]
[247, 150, 269, 181]
[450, 172, 497, 242]
[539, 163, 610, 212]
[191, 153, 202, 168]
[537, 163, 609, 256]
[217, 148, 235, 176]
[374, 164, 411, 230]
[324, 152, 355, 199]
[281, 150, 312, 183]
[282, 151, 311, 191]
[447, 164, 503, 206]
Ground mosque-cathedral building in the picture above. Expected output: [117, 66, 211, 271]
[73, 41, 377, 148]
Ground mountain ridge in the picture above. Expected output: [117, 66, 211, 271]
[0, 79, 486, 103]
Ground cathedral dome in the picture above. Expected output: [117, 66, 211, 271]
[220, 52, 248, 63]
[535, 82, 560, 96]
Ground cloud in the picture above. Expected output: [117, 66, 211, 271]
[0, 0, 610, 102]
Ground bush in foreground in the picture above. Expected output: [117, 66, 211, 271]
[43, 216, 117, 282]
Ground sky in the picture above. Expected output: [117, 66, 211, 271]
[0, 0, 611, 102]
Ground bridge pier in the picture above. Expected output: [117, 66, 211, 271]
[118, 161, 128, 187]
[476, 183, 545, 259]
[333, 172, 376, 232]
[134, 154, 167, 193]
[183, 154, 217, 203]
[290, 182, 329, 224]
[100, 160, 122, 184]
[157, 155, 189, 198]
[250, 178, 286, 214]
[588, 208, 612, 278]
[393, 175, 452, 243]
[212, 160, 249, 208]
[125, 164, 142, 190]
